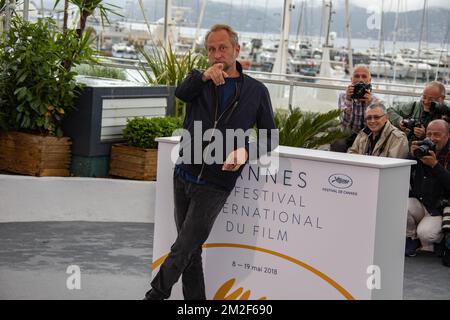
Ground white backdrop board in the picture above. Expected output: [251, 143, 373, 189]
[152, 137, 415, 300]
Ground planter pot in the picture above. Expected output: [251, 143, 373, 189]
[61, 78, 174, 178]
[109, 143, 157, 181]
[0, 131, 72, 177]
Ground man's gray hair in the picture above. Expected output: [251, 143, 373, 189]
[428, 119, 450, 133]
[366, 102, 387, 114]
[426, 81, 446, 97]
[353, 64, 371, 76]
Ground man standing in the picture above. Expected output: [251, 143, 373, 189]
[387, 81, 449, 142]
[406, 120, 450, 257]
[144, 24, 277, 300]
[331, 64, 382, 152]
[348, 103, 408, 158]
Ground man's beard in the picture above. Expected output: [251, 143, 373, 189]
[213, 61, 230, 72]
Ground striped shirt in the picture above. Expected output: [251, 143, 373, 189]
[338, 92, 382, 133]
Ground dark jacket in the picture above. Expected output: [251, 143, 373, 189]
[175, 61, 277, 191]
[409, 139, 450, 215]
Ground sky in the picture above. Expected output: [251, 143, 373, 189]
[213, 0, 450, 12]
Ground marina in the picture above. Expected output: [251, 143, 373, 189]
[0, 0, 449, 300]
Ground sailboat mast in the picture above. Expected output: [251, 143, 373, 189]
[192, 0, 207, 51]
[414, 0, 427, 85]
[324, 0, 333, 47]
[164, 0, 172, 47]
[345, 0, 353, 75]
[392, 0, 400, 82]
[377, 0, 385, 81]
[272, 0, 293, 75]
[296, 0, 305, 43]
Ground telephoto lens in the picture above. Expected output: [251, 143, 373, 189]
[443, 207, 450, 232]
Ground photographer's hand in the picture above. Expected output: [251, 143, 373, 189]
[345, 84, 354, 101]
[420, 150, 438, 168]
[360, 90, 373, 105]
[413, 125, 426, 139]
[410, 141, 418, 156]
[399, 119, 407, 131]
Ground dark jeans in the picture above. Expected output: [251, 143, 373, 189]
[150, 174, 230, 300]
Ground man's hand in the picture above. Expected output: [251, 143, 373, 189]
[399, 118, 407, 131]
[345, 84, 354, 101]
[419, 150, 438, 168]
[410, 141, 418, 156]
[222, 148, 248, 172]
[202, 63, 229, 86]
[413, 125, 426, 139]
[359, 90, 373, 105]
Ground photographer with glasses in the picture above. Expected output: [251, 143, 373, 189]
[348, 103, 408, 158]
[388, 81, 449, 143]
[405, 120, 450, 264]
[331, 64, 382, 152]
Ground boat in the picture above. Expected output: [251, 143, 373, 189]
[111, 43, 138, 60]
[369, 60, 409, 79]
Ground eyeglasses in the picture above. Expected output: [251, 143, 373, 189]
[421, 95, 441, 102]
[365, 114, 385, 121]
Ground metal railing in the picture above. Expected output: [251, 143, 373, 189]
[95, 55, 435, 109]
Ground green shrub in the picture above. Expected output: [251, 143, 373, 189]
[123, 116, 183, 149]
[274, 107, 349, 149]
[74, 64, 127, 80]
[0, 17, 95, 136]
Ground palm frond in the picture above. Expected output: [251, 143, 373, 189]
[275, 107, 349, 149]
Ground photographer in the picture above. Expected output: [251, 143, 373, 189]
[348, 103, 408, 158]
[331, 64, 382, 152]
[388, 81, 449, 143]
[405, 120, 450, 261]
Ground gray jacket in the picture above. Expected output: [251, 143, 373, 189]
[348, 121, 409, 158]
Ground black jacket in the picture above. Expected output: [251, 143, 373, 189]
[409, 139, 450, 215]
[175, 61, 277, 191]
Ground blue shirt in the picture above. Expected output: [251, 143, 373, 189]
[218, 77, 238, 115]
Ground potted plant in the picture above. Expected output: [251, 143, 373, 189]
[274, 107, 350, 149]
[109, 116, 182, 181]
[0, 16, 95, 176]
[139, 43, 209, 118]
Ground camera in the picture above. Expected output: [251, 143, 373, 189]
[413, 137, 436, 159]
[430, 102, 450, 124]
[402, 118, 422, 131]
[430, 102, 450, 116]
[351, 82, 372, 100]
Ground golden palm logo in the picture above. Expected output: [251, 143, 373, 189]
[152, 243, 355, 300]
[213, 278, 267, 300]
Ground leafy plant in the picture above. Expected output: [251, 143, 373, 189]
[123, 116, 183, 149]
[74, 64, 127, 80]
[54, 0, 122, 71]
[138, 44, 209, 118]
[0, 17, 95, 136]
[274, 107, 349, 149]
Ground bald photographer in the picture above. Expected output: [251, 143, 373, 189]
[405, 120, 450, 265]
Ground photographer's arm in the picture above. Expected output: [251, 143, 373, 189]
[338, 92, 353, 129]
[418, 150, 450, 194]
[413, 125, 426, 139]
[387, 103, 413, 129]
